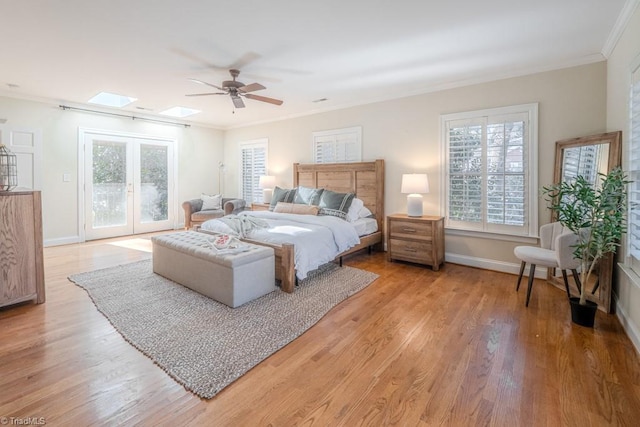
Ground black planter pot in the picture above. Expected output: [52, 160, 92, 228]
[569, 297, 598, 327]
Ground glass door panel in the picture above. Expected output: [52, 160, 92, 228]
[133, 139, 174, 234]
[93, 141, 128, 227]
[85, 135, 133, 240]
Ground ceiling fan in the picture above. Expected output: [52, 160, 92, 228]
[186, 69, 283, 108]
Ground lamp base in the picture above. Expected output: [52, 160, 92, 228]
[406, 194, 423, 217]
[263, 188, 273, 204]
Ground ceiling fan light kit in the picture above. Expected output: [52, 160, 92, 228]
[186, 69, 283, 109]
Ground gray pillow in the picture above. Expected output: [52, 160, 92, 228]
[293, 186, 324, 205]
[269, 186, 297, 211]
[318, 189, 355, 220]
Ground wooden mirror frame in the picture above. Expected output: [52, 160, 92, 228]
[549, 131, 622, 313]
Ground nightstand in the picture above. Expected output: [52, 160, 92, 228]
[387, 213, 445, 270]
[251, 203, 271, 211]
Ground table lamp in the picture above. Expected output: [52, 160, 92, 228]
[401, 173, 429, 217]
[259, 175, 276, 203]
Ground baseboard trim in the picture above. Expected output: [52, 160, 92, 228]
[44, 236, 81, 247]
[445, 252, 548, 279]
[615, 294, 640, 356]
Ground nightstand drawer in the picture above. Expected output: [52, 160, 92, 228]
[389, 219, 433, 241]
[389, 238, 433, 263]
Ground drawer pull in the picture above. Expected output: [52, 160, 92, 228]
[404, 247, 417, 252]
[401, 227, 416, 232]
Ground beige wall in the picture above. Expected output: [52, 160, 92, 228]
[0, 96, 225, 244]
[224, 62, 607, 272]
[606, 4, 640, 349]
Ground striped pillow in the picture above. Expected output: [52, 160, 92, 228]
[318, 190, 355, 220]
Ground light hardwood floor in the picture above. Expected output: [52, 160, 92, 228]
[1, 234, 640, 426]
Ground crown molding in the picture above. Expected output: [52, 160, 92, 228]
[602, 0, 640, 58]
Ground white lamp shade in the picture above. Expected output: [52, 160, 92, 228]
[401, 173, 429, 217]
[401, 174, 429, 194]
[259, 175, 276, 189]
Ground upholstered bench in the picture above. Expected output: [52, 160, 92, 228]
[151, 231, 275, 308]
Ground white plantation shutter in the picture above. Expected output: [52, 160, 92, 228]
[313, 127, 362, 163]
[443, 104, 537, 237]
[629, 64, 640, 270]
[239, 139, 267, 204]
[447, 119, 484, 226]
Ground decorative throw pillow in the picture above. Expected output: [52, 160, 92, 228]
[318, 189, 355, 220]
[346, 197, 365, 222]
[269, 186, 297, 211]
[273, 202, 320, 215]
[293, 186, 324, 205]
[201, 193, 222, 211]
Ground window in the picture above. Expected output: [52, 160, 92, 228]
[628, 62, 640, 273]
[441, 104, 538, 237]
[312, 126, 362, 163]
[238, 139, 268, 204]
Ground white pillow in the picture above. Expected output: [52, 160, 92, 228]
[201, 193, 222, 210]
[359, 206, 373, 218]
[347, 198, 365, 222]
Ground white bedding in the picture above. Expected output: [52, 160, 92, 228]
[352, 217, 378, 236]
[200, 210, 361, 280]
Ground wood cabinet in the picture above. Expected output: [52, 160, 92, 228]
[387, 213, 445, 270]
[251, 203, 270, 211]
[0, 190, 45, 307]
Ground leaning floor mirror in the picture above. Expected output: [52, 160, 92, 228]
[549, 131, 622, 312]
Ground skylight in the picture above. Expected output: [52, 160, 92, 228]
[88, 92, 137, 108]
[159, 107, 201, 118]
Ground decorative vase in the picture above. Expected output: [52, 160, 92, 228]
[0, 143, 18, 191]
[569, 297, 598, 327]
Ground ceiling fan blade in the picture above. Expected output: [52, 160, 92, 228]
[188, 78, 225, 91]
[238, 82, 266, 93]
[185, 92, 226, 97]
[232, 96, 245, 108]
[244, 93, 283, 106]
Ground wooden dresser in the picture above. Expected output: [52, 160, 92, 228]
[0, 190, 45, 307]
[387, 213, 445, 270]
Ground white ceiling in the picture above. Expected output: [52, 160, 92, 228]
[0, 0, 632, 129]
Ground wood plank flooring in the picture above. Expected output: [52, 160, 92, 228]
[1, 234, 640, 426]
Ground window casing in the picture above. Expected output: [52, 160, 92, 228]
[238, 139, 268, 204]
[628, 62, 640, 273]
[441, 104, 538, 237]
[312, 126, 362, 163]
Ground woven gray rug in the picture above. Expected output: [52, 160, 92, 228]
[68, 259, 378, 399]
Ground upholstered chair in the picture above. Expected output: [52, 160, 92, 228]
[514, 222, 581, 307]
[182, 198, 246, 230]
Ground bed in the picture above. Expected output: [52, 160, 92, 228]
[199, 159, 385, 293]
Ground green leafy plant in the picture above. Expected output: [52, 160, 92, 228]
[542, 167, 630, 305]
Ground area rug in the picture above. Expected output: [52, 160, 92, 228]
[68, 259, 378, 399]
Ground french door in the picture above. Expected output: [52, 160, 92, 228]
[82, 130, 175, 240]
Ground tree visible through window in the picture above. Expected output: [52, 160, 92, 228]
[442, 104, 538, 237]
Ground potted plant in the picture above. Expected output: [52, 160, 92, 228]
[542, 167, 629, 327]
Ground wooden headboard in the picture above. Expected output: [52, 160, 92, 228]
[293, 159, 385, 232]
